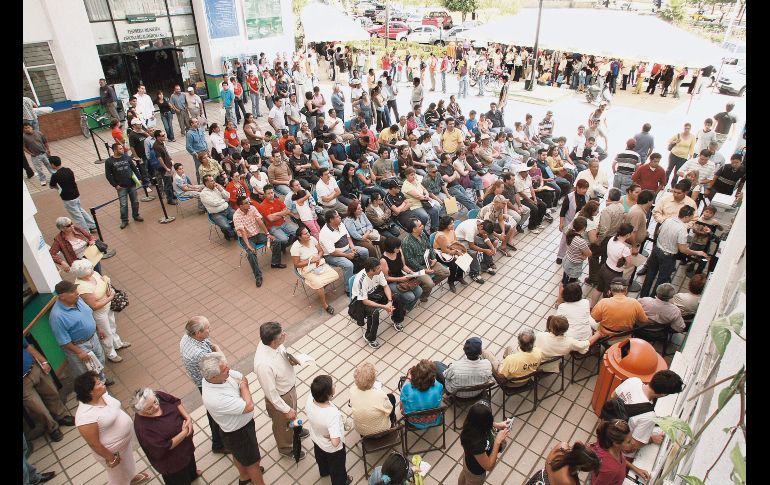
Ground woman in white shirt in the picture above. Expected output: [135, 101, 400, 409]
[305, 375, 352, 485]
[208, 123, 228, 161]
[535, 315, 590, 373]
[290, 226, 338, 314]
[558, 282, 597, 341]
[247, 164, 269, 201]
[595, 223, 637, 302]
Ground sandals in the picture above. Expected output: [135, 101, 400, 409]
[325, 305, 335, 315]
[130, 472, 151, 484]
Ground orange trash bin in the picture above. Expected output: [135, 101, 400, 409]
[590, 337, 668, 416]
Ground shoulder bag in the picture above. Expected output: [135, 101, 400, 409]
[109, 286, 130, 312]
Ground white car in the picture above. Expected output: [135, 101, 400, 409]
[405, 12, 427, 30]
[718, 66, 746, 96]
[406, 25, 446, 45]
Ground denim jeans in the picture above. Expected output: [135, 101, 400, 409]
[639, 246, 678, 298]
[117, 186, 140, 222]
[161, 111, 175, 140]
[388, 282, 423, 312]
[249, 91, 261, 117]
[325, 246, 370, 289]
[441, 71, 447, 93]
[269, 220, 299, 246]
[210, 207, 236, 238]
[192, 154, 202, 184]
[24, 434, 45, 485]
[265, 95, 274, 110]
[273, 184, 291, 196]
[31, 154, 54, 183]
[244, 233, 281, 280]
[63, 332, 106, 381]
[288, 123, 299, 137]
[224, 105, 235, 123]
[412, 205, 440, 232]
[458, 75, 469, 98]
[234, 97, 246, 123]
[162, 173, 176, 202]
[62, 197, 96, 230]
[448, 184, 479, 211]
[463, 236, 493, 277]
[613, 172, 634, 193]
[477, 76, 485, 95]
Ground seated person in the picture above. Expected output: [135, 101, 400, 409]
[225, 170, 252, 209]
[172, 163, 203, 198]
[247, 163, 269, 202]
[199, 175, 236, 239]
[687, 205, 721, 274]
[338, 162, 364, 208]
[402, 217, 449, 300]
[454, 218, 498, 283]
[611, 370, 684, 458]
[382, 179, 418, 228]
[378, 124, 401, 150]
[481, 328, 542, 385]
[350, 362, 398, 437]
[254, 184, 299, 248]
[310, 140, 332, 172]
[435, 337, 493, 398]
[397, 143, 426, 178]
[328, 136, 349, 175]
[575, 158, 609, 200]
[266, 152, 293, 196]
[291, 189, 321, 239]
[365, 192, 401, 238]
[672, 273, 706, 319]
[478, 195, 518, 256]
[558, 282, 597, 341]
[402, 168, 440, 231]
[534, 315, 590, 372]
[349, 257, 395, 348]
[287, 143, 318, 190]
[589, 278, 649, 345]
[371, 147, 398, 185]
[638, 283, 686, 333]
[355, 157, 387, 198]
[315, 167, 348, 214]
[198, 151, 226, 187]
[399, 359, 443, 429]
[312, 116, 334, 144]
[320, 209, 370, 287]
[290, 225, 339, 315]
[344, 200, 380, 259]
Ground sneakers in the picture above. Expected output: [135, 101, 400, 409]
[57, 415, 75, 427]
[299, 428, 310, 439]
[271, 263, 287, 268]
[41, 180, 47, 186]
[485, 268, 496, 275]
[255, 277, 263, 288]
[107, 354, 123, 363]
[102, 249, 117, 259]
[471, 275, 486, 284]
[120, 221, 129, 229]
[448, 281, 457, 293]
[393, 320, 404, 331]
[117, 342, 131, 349]
[49, 429, 64, 442]
[366, 338, 381, 349]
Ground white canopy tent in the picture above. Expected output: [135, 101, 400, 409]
[462, 9, 727, 67]
[300, 2, 371, 42]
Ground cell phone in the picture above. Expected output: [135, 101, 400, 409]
[506, 417, 515, 431]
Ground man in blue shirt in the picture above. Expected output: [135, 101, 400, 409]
[49, 281, 113, 386]
[465, 110, 478, 134]
[221, 80, 235, 124]
[185, 117, 208, 183]
[610, 59, 620, 94]
[23, 338, 74, 442]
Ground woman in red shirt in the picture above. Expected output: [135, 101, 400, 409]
[588, 420, 650, 485]
[225, 170, 251, 209]
[223, 120, 240, 151]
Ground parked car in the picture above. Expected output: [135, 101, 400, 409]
[367, 22, 410, 40]
[405, 13, 426, 30]
[374, 9, 407, 23]
[406, 25, 446, 45]
[363, 3, 385, 19]
[721, 40, 746, 65]
[354, 16, 374, 29]
[353, 2, 377, 16]
[717, 66, 746, 96]
[422, 9, 453, 29]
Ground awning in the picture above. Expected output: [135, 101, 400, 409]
[462, 9, 728, 67]
[300, 3, 371, 43]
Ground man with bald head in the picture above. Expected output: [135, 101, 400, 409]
[179, 316, 228, 454]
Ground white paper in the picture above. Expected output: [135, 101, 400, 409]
[563, 162, 576, 170]
[85, 351, 104, 374]
[455, 253, 474, 272]
[292, 353, 315, 366]
[419, 461, 431, 474]
[373, 380, 382, 390]
[404, 270, 426, 279]
[423, 249, 431, 268]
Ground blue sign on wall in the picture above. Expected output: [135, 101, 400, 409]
[204, 0, 240, 39]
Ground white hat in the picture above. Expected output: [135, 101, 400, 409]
[249, 164, 260, 172]
[130, 118, 142, 125]
[516, 164, 531, 173]
[187, 86, 194, 92]
[480, 133, 490, 140]
[395, 140, 408, 146]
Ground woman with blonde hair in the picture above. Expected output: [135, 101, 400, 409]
[350, 362, 397, 437]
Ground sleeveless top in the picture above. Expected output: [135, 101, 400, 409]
[382, 253, 405, 278]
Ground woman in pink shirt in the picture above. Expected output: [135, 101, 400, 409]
[588, 419, 650, 485]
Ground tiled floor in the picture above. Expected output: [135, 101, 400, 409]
[25, 76, 707, 484]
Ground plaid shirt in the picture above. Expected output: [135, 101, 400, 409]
[179, 334, 214, 387]
[443, 357, 493, 398]
[233, 205, 264, 238]
[402, 233, 433, 271]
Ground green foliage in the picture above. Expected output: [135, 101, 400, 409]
[654, 416, 693, 444]
[710, 311, 744, 356]
[679, 476, 706, 485]
[730, 442, 746, 484]
[717, 366, 744, 408]
[660, 0, 687, 23]
[443, 0, 479, 14]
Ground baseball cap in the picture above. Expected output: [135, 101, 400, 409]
[130, 118, 142, 125]
[187, 86, 194, 92]
[463, 337, 483, 359]
[480, 133, 490, 140]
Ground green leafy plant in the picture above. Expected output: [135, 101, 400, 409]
[443, 0, 479, 22]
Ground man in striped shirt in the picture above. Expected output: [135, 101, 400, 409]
[677, 149, 717, 202]
[435, 337, 493, 398]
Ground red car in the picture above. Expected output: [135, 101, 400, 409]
[422, 10, 453, 29]
[367, 22, 410, 41]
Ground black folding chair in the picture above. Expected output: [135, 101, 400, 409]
[447, 380, 495, 431]
[360, 423, 406, 477]
[494, 369, 539, 419]
[402, 405, 449, 455]
[535, 356, 566, 401]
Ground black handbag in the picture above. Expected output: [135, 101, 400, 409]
[94, 240, 109, 253]
[110, 286, 130, 312]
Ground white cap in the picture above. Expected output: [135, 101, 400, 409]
[187, 87, 194, 92]
[480, 133, 490, 140]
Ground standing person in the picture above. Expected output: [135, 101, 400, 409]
[74, 372, 152, 485]
[98, 79, 119, 125]
[440, 55, 450, 94]
[169, 85, 189, 138]
[665, 123, 697, 188]
[262, 69, 276, 111]
[200, 352, 266, 485]
[457, 59, 469, 99]
[134, 84, 156, 128]
[231, 76, 246, 124]
[49, 280, 114, 385]
[247, 70, 261, 117]
[104, 143, 143, 229]
[155, 91, 176, 142]
[639, 206, 709, 298]
[525, 442, 600, 485]
[411, 78, 423, 109]
[23, 337, 75, 443]
[23, 122, 54, 186]
[588, 420, 651, 485]
[179, 316, 229, 455]
[126, 119, 151, 185]
[632, 123, 654, 163]
[253, 321, 309, 460]
[48, 156, 97, 233]
[185, 117, 208, 184]
[713, 102, 737, 149]
[458, 401, 511, 485]
[383, 76, 399, 121]
[23, 432, 57, 483]
[694, 118, 717, 156]
[331, 84, 346, 122]
[220, 81, 235, 123]
[631, 153, 667, 194]
[305, 375, 352, 485]
[184, 87, 204, 126]
[23, 96, 40, 131]
[498, 75, 510, 114]
[612, 139, 641, 192]
[152, 129, 177, 206]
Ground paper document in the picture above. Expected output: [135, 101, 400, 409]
[404, 270, 426, 279]
[84, 351, 104, 374]
[286, 352, 315, 366]
[84, 245, 104, 266]
[423, 249, 432, 268]
[563, 162, 576, 170]
[444, 196, 459, 214]
[455, 253, 474, 272]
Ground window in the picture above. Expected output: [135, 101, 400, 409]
[23, 43, 66, 106]
[167, 0, 192, 15]
[108, 0, 167, 19]
[171, 15, 197, 46]
[84, 0, 111, 21]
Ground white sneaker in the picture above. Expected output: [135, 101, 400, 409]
[366, 338, 381, 349]
[530, 228, 543, 234]
[40, 180, 47, 186]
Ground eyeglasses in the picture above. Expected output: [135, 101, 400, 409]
[63, 223, 73, 228]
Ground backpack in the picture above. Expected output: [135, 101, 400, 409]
[600, 396, 655, 421]
[146, 144, 160, 170]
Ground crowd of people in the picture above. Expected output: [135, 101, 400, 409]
[25, 41, 746, 484]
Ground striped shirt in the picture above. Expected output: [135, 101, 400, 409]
[614, 150, 641, 175]
[680, 158, 717, 185]
[565, 234, 590, 264]
[179, 334, 214, 387]
[442, 357, 493, 398]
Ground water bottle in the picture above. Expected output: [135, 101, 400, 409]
[287, 418, 303, 429]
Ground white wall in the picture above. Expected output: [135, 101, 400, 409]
[192, 0, 295, 80]
[22, 0, 53, 44]
[23, 184, 61, 294]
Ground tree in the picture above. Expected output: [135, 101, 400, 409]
[443, 0, 479, 22]
[659, 0, 687, 24]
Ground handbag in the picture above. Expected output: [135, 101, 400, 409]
[110, 286, 130, 312]
[667, 136, 679, 152]
[397, 277, 420, 292]
[420, 200, 434, 211]
[94, 240, 109, 253]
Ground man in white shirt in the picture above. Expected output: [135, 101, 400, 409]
[383, 75, 399, 120]
[455, 218, 498, 283]
[253, 321, 309, 460]
[320, 209, 370, 286]
[694, 118, 717, 156]
[200, 175, 236, 239]
[611, 370, 684, 457]
[315, 167, 348, 213]
[327, 109, 352, 141]
[575, 159, 609, 199]
[350, 257, 395, 348]
[677, 149, 717, 200]
[268, 98, 287, 132]
[134, 84, 156, 128]
[200, 352, 266, 485]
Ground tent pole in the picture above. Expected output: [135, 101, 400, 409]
[527, 0, 544, 91]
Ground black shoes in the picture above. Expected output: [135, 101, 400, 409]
[271, 263, 287, 268]
[556, 258, 563, 265]
[255, 278, 263, 288]
[134, 216, 144, 222]
[120, 221, 128, 229]
[57, 415, 75, 427]
[39, 471, 56, 483]
[49, 429, 64, 442]
[167, 199, 178, 205]
[448, 282, 457, 293]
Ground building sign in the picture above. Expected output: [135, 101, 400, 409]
[115, 19, 171, 42]
[126, 14, 157, 23]
[204, 0, 240, 39]
[243, 0, 283, 40]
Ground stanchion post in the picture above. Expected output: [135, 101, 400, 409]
[154, 179, 176, 224]
[90, 207, 104, 242]
[90, 129, 103, 164]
